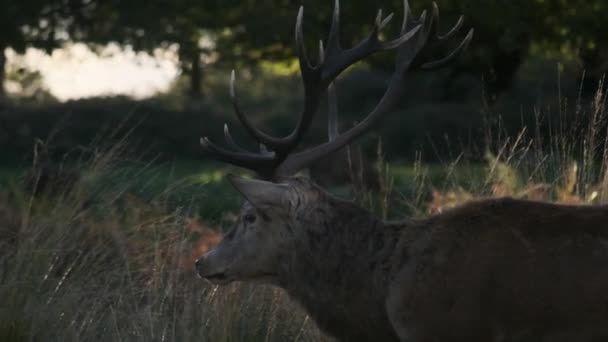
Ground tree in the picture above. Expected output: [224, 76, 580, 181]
[3, 0, 606, 101]
[217, 0, 608, 98]
[432, 0, 607, 98]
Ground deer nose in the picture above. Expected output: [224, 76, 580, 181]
[195, 258, 201, 268]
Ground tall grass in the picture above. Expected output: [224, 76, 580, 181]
[0, 142, 325, 342]
[1, 76, 607, 342]
[418, 75, 608, 212]
[347, 76, 608, 217]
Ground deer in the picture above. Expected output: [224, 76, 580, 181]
[194, 1, 608, 341]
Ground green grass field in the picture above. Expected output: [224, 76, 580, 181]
[1, 147, 605, 341]
[1, 82, 608, 340]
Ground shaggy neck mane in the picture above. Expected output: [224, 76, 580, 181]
[277, 195, 403, 341]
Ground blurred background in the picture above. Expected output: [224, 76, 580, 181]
[1, 0, 606, 167]
[1, 0, 608, 233]
[1, 1, 607, 341]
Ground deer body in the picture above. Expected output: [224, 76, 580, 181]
[198, 178, 608, 341]
[285, 182, 608, 341]
[186, 0, 608, 340]
[386, 197, 608, 341]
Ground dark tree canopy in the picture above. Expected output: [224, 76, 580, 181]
[1, 0, 606, 100]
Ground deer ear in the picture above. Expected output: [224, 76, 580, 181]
[226, 174, 291, 208]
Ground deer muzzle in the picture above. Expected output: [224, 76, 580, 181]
[194, 250, 233, 285]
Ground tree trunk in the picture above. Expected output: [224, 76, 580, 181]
[0, 45, 6, 100]
[188, 47, 203, 99]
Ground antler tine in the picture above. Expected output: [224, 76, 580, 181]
[438, 15, 464, 40]
[319, 9, 421, 83]
[400, 0, 412, 34]
[228, 70, 290, 150]
[290, 1, 420, 144]
[327, 82, 339, 141]
[276, 79, 402, 177]
[200, 6, 327, 180]
[201, 1, 470, 180]
[200, 137, 275, 168]
[319, 40, 325, 64]
[319, 39, 339, 143]
[421, 28, 473, 70]
[200, 70, 283, 179]
[295, 6, 314, 78]
[275, 3, 420, 152]
[409, 2, 474, 71]
[276, 1, 471, 177]
[325, 0, 341, 55]
[223, 124, 250, 153]
[424, 2, 440, 46]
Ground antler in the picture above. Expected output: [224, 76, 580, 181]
[201, 0, 472, 180]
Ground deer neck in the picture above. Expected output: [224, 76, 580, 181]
[277, 199, 402, 340]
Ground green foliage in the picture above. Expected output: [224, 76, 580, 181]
[3, 0, 607, 100]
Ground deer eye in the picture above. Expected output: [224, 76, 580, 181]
[243, 213, 257, 224]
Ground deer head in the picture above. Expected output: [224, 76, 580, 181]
[195, 176, 326, 285]
[195, 0, 472, 285]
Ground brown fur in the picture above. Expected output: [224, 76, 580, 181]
[274, 180, 608, 341]
[197, 177, 608, 341]
[386, 198, 608, 341]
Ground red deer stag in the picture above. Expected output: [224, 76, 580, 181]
[195, 1, 608, 341]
